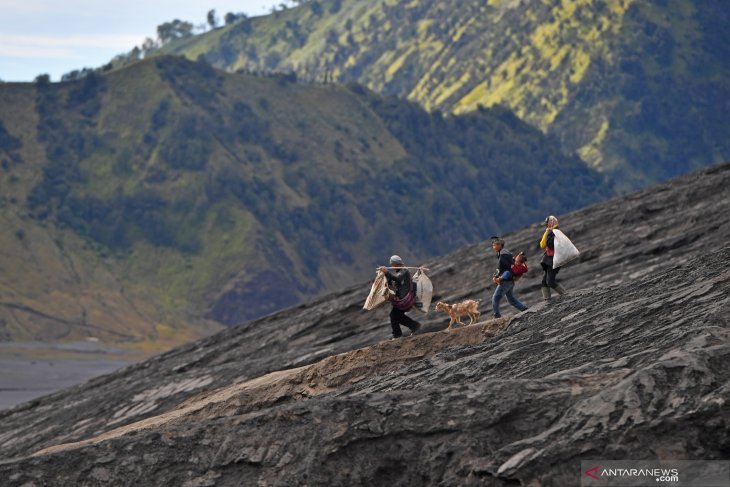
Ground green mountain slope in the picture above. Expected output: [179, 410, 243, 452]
[154, 0, 730, 191]
[0, 56, 610, 349]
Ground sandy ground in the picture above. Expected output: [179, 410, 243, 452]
[0, 342, 139, 411]
[34, 317, 511, 456]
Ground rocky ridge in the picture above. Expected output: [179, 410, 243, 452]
[0, 163, 728, 485]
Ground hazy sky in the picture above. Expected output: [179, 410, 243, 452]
[0, 1, 294, 82]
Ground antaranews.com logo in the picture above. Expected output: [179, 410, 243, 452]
[580, 460, 729, 487]
[584, 465, 679, 483]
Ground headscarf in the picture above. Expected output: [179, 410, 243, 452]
[545, 215, 559, 228]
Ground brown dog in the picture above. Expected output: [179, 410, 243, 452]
[435, 300, 481, 330]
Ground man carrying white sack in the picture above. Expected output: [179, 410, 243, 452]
[378, 255, 422, 339]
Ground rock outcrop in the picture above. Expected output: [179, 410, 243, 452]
[1, 163, 728, 486]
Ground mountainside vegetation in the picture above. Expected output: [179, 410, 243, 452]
[0, 56, 609, 349]
[149, 0, 730, 191]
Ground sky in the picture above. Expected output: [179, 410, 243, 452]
[0, 1, 294, 82]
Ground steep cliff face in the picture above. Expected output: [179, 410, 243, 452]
[0, 164, 728, 485]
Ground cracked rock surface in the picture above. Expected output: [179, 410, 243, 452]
[1, 164, 729, 486]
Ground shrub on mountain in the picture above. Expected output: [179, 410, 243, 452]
[233, 102, 273, 145]
[151, 99, 170, 131]
[207, 9, 218, 29]
[156, 57, 222, 109]
[0, 121, 22, 153]
[157, 19, 194, 44]
[219, 44, 238, 65]
[61, 68, 96, 83]
[310, 1, 324, 16]
[264, 52, 283, 70]
[160, 115, 211, 171]
[66, 72, 104, 118]
[34, 74, 51, 86]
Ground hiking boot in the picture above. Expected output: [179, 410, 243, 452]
[409, 322, 422, 336]
[390, 335, 403, 341]
[541, 287, 551, 301]
[554, 284, 567, 295]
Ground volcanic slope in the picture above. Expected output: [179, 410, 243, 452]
[0, 163, 728, 486]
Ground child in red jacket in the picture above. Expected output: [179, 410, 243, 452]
[511, 252, 528, 281]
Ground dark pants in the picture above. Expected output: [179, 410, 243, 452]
[390, 307, 419, 337]
[541, 263, 561, 288]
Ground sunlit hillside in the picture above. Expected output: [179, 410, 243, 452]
[152, 0, 730, 191]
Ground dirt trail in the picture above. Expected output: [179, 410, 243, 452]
[34, 317, 509, 456]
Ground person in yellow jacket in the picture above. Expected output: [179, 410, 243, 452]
[540, 215, 567, 300]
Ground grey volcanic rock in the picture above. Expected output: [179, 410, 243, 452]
[1, 163, 729, 485]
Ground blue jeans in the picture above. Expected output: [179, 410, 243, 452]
[492, 280, 528, 318]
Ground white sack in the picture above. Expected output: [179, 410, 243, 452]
[412, 268, 433, 313]
[552, 229, 580, 268]
[363, 271, 391, 310]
